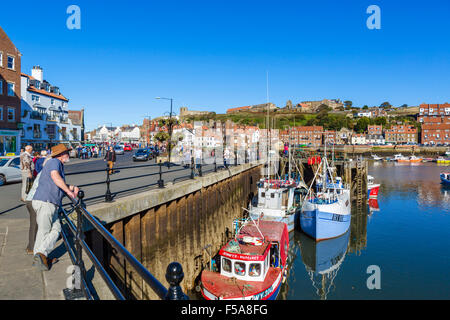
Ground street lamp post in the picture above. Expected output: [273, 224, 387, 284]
[156, 97, 174, 168]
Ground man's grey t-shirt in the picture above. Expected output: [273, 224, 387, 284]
[33, 158, 65, 206]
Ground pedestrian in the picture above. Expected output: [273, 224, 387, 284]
[24, 155, 50, 255]
[32, 144, 79, 270]
[104, 146, 116, 175]
[195, 148, 202, 170]
[20, 145, 34, 202]
[35, 150, 48, 175]
[32, 151, 40, 178]
[224, 147, 230, 168]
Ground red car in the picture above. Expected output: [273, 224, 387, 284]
[124, 145, 132, 151]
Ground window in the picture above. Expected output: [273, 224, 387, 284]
[222, 258, 232, 273]
[249, 263, 261, 277]
[7, 82, 14, 96]
[7, 107, 15, 122]
[0, 107, 2, 120]
[234, 262, 246, 276]
[51, 98, 54, 105]
[0, 51, 2, 67]
[9, 157, 20, 167]
[32, 95, 40, 102]
[0, 80, 2, 95]
[7, 55, 14, 70]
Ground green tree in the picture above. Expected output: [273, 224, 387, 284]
[344, 100, 353, 108]
[362, 105, 369, 109]
[355, 117, 370, 133]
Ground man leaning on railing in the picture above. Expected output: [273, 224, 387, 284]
[31, 144, 79, 271]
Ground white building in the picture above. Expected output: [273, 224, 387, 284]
[357, 111, 372, 118]
[366, 134, 385, 145]
[20, 66, 82, 150]
[117, 126, 140, 143]
[351, 134, 367, 145]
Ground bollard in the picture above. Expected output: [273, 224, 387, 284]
[105, 165, 113, 202]
[157, 161, 164, 188]
[165, 262, 189, 300]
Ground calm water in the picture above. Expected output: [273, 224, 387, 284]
[280, 162, 450, 299]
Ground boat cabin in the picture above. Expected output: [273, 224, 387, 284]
[255, 179, 303, 211]
[218, 220, 289, 282]
[441, 173, 450, 180]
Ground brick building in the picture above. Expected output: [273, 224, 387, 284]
[280, 126, 323, 146]
[0, 26, 22, 155]
[368, 125, 382, 135]
[422, 123, 450, 145]
[385, 125, 418, 144]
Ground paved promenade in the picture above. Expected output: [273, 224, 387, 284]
[0, 150, 237, 299]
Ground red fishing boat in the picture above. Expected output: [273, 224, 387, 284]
[200, 219, 289, 300]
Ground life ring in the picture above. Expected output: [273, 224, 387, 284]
[241, 236, 264, 246]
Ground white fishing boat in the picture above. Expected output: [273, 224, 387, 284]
[249, 178, 307, 233]
[371, 154, 383, 161]
[299, 145, 351, 241]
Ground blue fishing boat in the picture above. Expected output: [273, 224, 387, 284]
[440, 172, 450, 186]
[300, 149, 351, 241]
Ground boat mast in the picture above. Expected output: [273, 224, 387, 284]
[266, 71, 270, 180]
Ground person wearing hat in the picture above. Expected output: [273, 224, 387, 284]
[31, 144, 79, 271]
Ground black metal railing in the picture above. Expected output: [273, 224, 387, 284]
[63, 155, 255, 206]
[59, 190, 189, 300]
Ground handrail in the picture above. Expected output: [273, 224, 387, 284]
[60, 191, 188, 300]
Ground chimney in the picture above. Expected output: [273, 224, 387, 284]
[31, 65, 43, 82]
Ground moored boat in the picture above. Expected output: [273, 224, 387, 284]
[440, 172, 450, 186]
[249, 178, 307, 233]
[437, 157, 450, 164]
[299, 152, 351, 241]
[371, 154, 383, 161]
[367, 175, 380, 198]
[200, 219, 289, 300]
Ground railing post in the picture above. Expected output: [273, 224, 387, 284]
[158, 161, 164, 188]
[190, 156, 195, 179]
[199, 159, 203, 177]
[214, 149, 217, 172]
[64, 190, 87, 300]
[165, 262, 189, 300]
[105, 164, 113, 202]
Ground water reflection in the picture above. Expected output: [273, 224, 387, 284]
[298, 230, 350, 300]
[368, 198, 380, 216]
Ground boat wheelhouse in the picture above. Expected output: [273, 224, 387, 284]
[249, 178, 306, 232]
[201, 219, 289, 300]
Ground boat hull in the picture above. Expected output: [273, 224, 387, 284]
[249, 212, 296, 233]
[201, 269, 284, 300]
[441, 176, 450, 186]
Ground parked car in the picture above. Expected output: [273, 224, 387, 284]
[124, 145, 132, 152]
[114, 145, 125, 155]
[133, 149, 151, 161]
[0, 156, 21, 186]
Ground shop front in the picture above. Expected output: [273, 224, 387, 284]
[0, 130, 20, 156]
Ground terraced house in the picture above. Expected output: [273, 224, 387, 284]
[384, 125, 418, 144]
[20, 66, 82, 150]
[0, 26, 21, 155]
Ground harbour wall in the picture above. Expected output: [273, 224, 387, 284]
[84, 161, 263, 299]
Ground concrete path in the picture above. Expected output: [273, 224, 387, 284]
[0, 218, 74, 300]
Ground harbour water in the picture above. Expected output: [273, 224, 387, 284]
[280, 161, 450, 299]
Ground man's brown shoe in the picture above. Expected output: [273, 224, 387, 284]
[33, 253, 49, 271]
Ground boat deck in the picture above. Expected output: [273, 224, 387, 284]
[201, 268, 281, 299]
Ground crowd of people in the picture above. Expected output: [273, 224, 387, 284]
[76, 145, 105, 159]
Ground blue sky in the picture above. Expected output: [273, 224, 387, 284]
[1, 0, 449, 130]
